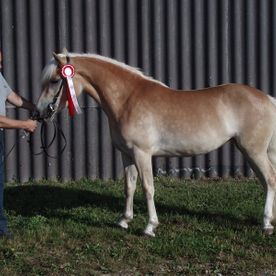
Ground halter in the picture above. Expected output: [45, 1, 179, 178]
[28, 55, 81, 159]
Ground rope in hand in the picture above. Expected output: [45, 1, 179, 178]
[4, 119, 67, 162]
[28, 120, 67, 159]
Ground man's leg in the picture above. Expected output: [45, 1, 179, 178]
[0, 130, 7, 235]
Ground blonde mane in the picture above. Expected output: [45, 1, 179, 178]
[41, 53, 167, 87]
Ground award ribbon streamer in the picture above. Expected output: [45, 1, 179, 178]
[61, 64, 82, 117]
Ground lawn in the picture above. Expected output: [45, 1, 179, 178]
[0, 178, 276, 275]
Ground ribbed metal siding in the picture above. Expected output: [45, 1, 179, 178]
[0, 0, 275, 182]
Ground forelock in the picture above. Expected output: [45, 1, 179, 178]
[41, 58, 58, 87]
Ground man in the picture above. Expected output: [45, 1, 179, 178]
[0, 50, 37, 238]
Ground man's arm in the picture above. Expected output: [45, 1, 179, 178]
[7, 91, 36, 112]
[0, 115, 37, 132]
[6, 92, 37, 132]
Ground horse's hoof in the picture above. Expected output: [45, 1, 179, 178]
[143, 222, 158, 237]
[263, 227, 274, 236]
[117, 218, 129, 229]
[143, 228, 156, 237]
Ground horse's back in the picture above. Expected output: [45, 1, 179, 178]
[118, 82, 276, 156]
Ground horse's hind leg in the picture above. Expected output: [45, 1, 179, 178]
[266, 134, 276, 233]
[248, 154, 275, 234]
[117, 154, 138, 229]
[263, 184, 275, 234]
[239, 146, 276, 234]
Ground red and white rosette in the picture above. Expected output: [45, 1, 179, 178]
[61, 64, 82, 117]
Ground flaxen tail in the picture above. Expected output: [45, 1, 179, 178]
[268, 95, 276, 108]
[267, 95, 276, 222]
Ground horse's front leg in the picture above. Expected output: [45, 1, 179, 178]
[117, 154, 138, 229]
[133, 148, 159, 237]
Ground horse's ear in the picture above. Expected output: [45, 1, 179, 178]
[53, 52, 63, 65]
[62, 48, 71, 64]
[62, 47, 69, 55]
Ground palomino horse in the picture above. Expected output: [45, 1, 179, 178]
[36, 52, 276, 237]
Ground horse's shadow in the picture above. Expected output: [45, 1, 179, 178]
[4, 185, 260, 231]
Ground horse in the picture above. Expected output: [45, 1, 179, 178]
[36, 52, 276, 237]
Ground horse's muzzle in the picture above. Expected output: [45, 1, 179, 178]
[33, 103, 57, 121]
[31, 109, 45, 122]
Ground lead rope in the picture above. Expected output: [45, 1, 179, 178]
[0, 130, 30, 166]
[28, 120, 67, 159]
[1, 119, 67, 164]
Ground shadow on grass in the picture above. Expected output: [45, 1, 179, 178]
[5, 185, 121, 213]
[4, 185, 260, 230]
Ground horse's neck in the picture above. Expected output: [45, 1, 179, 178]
[81, 58, 139, 121]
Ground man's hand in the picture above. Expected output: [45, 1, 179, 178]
[23, 119, 37, 133]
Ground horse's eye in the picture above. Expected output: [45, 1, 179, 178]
[51, 79, 60, 84]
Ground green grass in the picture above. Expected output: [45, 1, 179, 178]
[0, 178, 276, 275]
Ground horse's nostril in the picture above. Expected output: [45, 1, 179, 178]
[31, 110, 39, 120]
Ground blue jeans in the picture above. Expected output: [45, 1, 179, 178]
[0, 130, 7, 233]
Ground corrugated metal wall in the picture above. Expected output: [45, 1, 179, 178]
[0, 0, 275, 182]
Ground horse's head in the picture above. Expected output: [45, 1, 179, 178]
[36, 52, 83, 121]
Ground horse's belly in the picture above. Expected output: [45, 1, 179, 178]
[153, 131, 231, 157]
